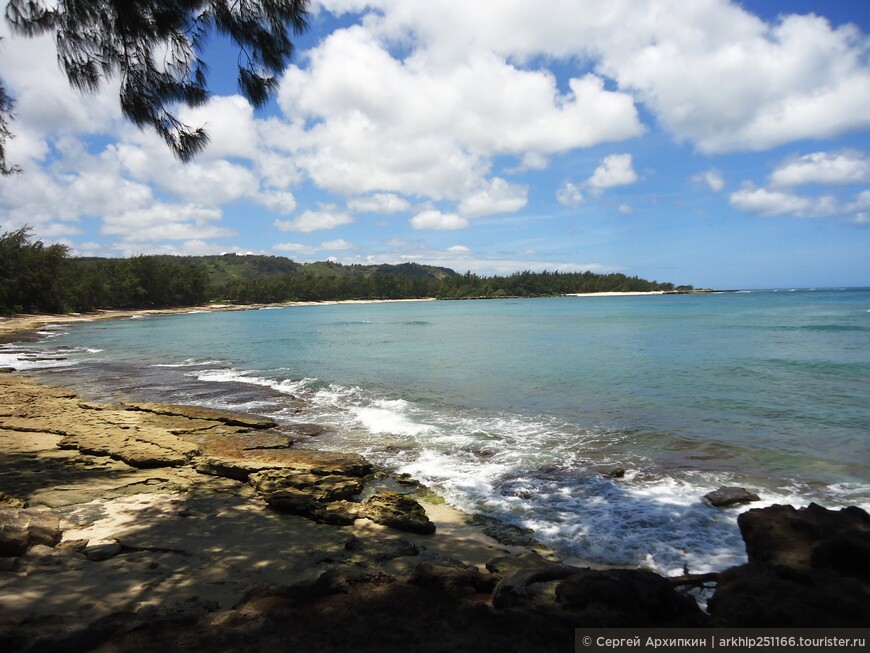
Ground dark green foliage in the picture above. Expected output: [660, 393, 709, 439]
[2, 0, 310, 163]
[0, 226, 208, 313]
[217, 264, 675, 303]
[0, 227, 69, 313]
[0, 226, 677, 315]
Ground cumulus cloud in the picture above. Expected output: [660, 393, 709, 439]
[410, 210, 469, 230]
[348, 193, 413, 214]
[277, 24, 643, 204]
[458, 178, 528, 218]
[586, 154, 638, 191]
[318, 0, 870, 153]
[274, 242, 318, 254]
[256, 191, 298, 214]
[694, 169, 725, 193]
[274, 205, 354, 232]
[320, 238, 355, 250]
[769, 151, 870, 187]
[556, 181, 585, 208]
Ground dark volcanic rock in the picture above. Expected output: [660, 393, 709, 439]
[708, 562, 870, 627]
[406, 562, 496, 594]
[555, 568, 708, 627]
[708, 503, 870, 626]
[704, 486, 760, 507]
[362, 491, 435, 534]
[738, 502, 870, 575]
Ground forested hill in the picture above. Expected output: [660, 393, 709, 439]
[1, 227, 685, 314]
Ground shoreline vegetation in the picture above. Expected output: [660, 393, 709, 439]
[1, 226, 694, 317]
[1, 320, 869, 649]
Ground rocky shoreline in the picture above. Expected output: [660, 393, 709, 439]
[1, 366, 868, 649]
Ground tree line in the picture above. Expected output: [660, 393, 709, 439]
[221, 269, 677, 304]
[0, 227, 682, 315]
[1, 227, 208, 314]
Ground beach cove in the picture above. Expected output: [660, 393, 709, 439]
[1, 293, 869, 649]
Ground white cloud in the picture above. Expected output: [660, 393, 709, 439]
[348, 193, 413, 214]
[618, 204, 633, 214]
[694, 169, 725, 193]
[320, 238, 355, 250]
[458, 178, 528, 218]
[769, 151, 870, 187]
[274, 242, 318, 254]
[274, 205, 354, 232]
[587, 154, 638, 191]
[178, 95, 259, 160]
[410, 210, 469, 230]
[318, 0, 870, 154]
[728, 184, 848, 219]
[448, 244, 470, 253]
[256, 191, 298, 214]
[556, 181, 584, 208]
[277, 25, 643, 203]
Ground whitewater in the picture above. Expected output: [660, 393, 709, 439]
[4, 289, 869, 576]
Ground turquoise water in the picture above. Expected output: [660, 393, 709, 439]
[6, 289, 869, 575]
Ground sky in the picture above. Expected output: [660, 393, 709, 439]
[1, 0, 869, 289]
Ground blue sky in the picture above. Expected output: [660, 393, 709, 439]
[1, 0, 869, 289]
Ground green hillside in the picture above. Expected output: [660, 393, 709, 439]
[2, 226, 681, 314]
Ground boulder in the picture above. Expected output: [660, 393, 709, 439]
[708, 503, 870, 626]
[737, 502, 869, 575]
[704, 486, 760, 507]
[362, 492, 436, 534]
[250, 469, 363, 502]
[0, 507, 62, 556]
[406, 562, 496, 594]
[82, 540, 123, 562]
[554, 568, 708, 626]
[263, 490, 359, 526]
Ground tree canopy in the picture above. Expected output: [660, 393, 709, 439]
[0, 226, 681, 315]
[0, 0, 310, 172]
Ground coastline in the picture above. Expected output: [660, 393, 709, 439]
[0, 290, 686, 344]
[0, 299, 436, 344]
[3, 300, 868, 648]
[0, 371, 578, 649]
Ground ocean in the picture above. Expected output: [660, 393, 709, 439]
[4, 289, 869, 576]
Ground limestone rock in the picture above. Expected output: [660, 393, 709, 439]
[82, 540, 123, 561]
[704, 486, 760, 507]
[0, 507, 62, 556]
[486, 551, 553, 577]
[362, 492, 435, 534]
[263, 490, 359, 526]
[122, 402, 278, 429]
[250, 469, 363, 502]
[58, 428, 199, 468]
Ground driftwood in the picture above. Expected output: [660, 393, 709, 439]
[668, 572, 719, 588]
[492, 564, 584, 608]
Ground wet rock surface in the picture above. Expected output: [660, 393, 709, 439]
[704, 486, 761, 507]
[362, 492, 436, 534]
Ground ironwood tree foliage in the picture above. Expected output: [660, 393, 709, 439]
[0, 0, 309, 172]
